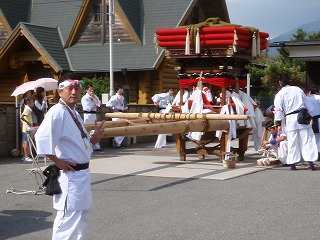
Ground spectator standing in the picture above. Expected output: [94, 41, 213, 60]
[33, 87, 49, 125]
[19, 90, 33, 116]
[35, 73, 105, 239]
[20, 97, 35, 162]
[105, 86, 128, 148]
[274, 73, 318, 170]
[81, 84, 102, 151]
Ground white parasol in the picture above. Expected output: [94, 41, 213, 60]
[11, 78, 58, 97]
[11, 78, 58, 150]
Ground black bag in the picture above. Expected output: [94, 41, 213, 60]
[312, 115, 320, 133]
[297, 109, 311, 125]
[42, 164, 62, 196]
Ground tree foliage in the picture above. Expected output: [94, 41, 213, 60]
[81, 75, 110, 100]
[248, 28, 320, 99]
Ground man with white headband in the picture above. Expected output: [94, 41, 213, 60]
[81, 84, 102, 151]
[105, 85, 128, 148]
[35, 73, 105, 239]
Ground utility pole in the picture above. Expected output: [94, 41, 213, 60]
[109, 0, 115, 96]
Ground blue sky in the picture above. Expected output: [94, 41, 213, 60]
[225, 0, 320, 38]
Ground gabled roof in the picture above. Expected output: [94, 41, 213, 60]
[117, 0, 143, 42]
[0, 0, 229, 72]
[270, 40, 320, 62]
[0, 0, 31, 31]
[23, 23, 70, 70]
[30, 0, 83, 44]
[0, 23, 70, 72]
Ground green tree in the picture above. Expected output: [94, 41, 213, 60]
[249, 28, 320, 98]
[81, 75, 110, 100]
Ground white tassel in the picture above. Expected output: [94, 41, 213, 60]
[233, 29, 238, 52]
[185, 28, 190, 55]
[153, 33, 157, 44]
[233, 29, 238, 41]
[233, 44, 237, 53]
[251, 32, 257, 58]
[153, 33, 159, 54]
[256, 32, 261, 56]
[195, 28, 200, 54]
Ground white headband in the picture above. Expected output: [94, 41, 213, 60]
[58, 80, 81, 89]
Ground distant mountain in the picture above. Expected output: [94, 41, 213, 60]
[269, 20, 320, 55]
[272, 20, 320, 42]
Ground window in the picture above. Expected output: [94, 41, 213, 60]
[93, 4, 101, 23]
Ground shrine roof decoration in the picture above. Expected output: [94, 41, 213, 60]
[154, 17, 269, 59]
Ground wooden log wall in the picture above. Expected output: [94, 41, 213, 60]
[0, 21, 9, 47]
[149, 58, 179, 100]
[0, 69, 22, 102]
[76, 0, 134, 44]
[138, 71, 152, 104]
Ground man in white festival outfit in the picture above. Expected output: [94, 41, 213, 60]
[81, 84, 102, 151]
[105, 85, 128, 148]
[274, 73, 317, 170]
[35, 73, 105, 239]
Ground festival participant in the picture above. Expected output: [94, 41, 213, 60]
[259, 121, 287, 165]
[202, 83, 213, 104]
[172, 85, 193, 108]
[305, 87, 320, 159]
[151, 88, 174, 112]
[105, 85, 128, 148]
[167, 88, 175, 105]
[20, 97, 35, 162]
[81, 84, 102, 151]
[151, 88, 175, 148]
[35, 73, 105, 239]
[274, 73, 318, 170]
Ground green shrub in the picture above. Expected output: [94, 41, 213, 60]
[81, 75, 110, 100]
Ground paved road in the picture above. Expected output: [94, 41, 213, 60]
[1, 141, 320, 240]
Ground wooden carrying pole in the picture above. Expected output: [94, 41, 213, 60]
[84, 118, 149, 131]
[96, 119, 229, 138]
[105, 112, 249, 121]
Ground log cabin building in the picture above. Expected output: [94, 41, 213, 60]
[0, 0, 230, 156]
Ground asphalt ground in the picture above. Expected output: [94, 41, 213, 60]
[1, 140, 320, 240]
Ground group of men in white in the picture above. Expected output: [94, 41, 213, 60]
[151, 82, 266, 159]
[151, 75, 320, 170]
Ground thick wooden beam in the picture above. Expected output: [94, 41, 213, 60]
[94, 119, 229, 138]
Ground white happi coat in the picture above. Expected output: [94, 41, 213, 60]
[105, 93, 128, 145]
[152, 93, 169, 109]
[106, 93, 127, 112]
[274, 85, 318, 164]
[35, 101, 93, 211]
[81, 93, 101, 123]
[172, 89, 191, 106]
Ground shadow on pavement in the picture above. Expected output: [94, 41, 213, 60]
[0, 210, 52, 239]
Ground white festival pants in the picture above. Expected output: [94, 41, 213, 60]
[278, 140, 288, 164]
[83, 113, 100, 150]
[52, 209, 90, 240]
[286, 128, 318, 164]
[112, 116, 125, 146]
